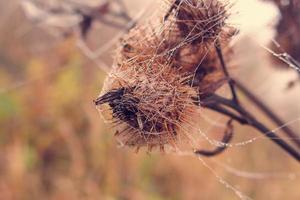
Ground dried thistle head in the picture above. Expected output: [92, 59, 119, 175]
[116, 22, 231, 96]
[95, 64, 200, 151]
[94, 0, 237, 151]
[116, 21, 180, 67]
[114, 0, 236, 96]
[166, 0, 236, 45]
[172, 42, 231, 93]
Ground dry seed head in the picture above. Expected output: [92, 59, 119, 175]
[116, 21, 231, 94]
[95, 0, 237, 151]
[95, 64, 200, 150]
[166, 0, 236, 45]
[172, 42, 231, 91]
[115, 0, 236, 94]
[116, 21, 180, 67]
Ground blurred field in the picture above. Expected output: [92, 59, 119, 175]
[0, 0, 299, 200]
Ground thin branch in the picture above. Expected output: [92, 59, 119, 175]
[210, 42, 300, 160]
[203, 103, 247, 124]
[234, 80, 300, 149]
[195, 119, 234, 157]
[245, 109, 300, 161]
[215, 41, 238, 103]
[206, 94, 300, 162]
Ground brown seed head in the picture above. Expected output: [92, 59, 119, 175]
[95, 63, 200, 150]
[116, 21, 231, 95]
[95, 0, 237, 151]
[166, 0, 235, 45]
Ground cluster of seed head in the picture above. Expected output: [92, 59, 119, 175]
[95, 0, 235, 151]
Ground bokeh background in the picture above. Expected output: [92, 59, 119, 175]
[0, 0, 299, 199]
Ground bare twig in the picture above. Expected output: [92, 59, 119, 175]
[195, 119, 234, 156]
[202, 94, 300, 161]
[234, 80, 300, 148]
[208, 42, 300, 161]
[215, 40, 238, 103]
[203, 103, 247, 124]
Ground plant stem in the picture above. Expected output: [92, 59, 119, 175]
[234, 80, 300, 149]
[203, 95, 300, 162]
[195, 119, 233, 157]
[204, 104, 247, 124]
[215, 41, 238, 103]
[212, 42, 300, 160]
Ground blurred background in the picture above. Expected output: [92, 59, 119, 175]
[0, 0, 299, 199]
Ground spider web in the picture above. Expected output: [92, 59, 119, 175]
[2, 0, 300, 199]
[98, 1, 299, 199]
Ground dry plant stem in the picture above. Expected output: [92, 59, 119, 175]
[216, 45, 300, 148]
[215, 41, 238, 103]
[195, 119, 234, 156]
[208, 43, 300, 161]
[235, 80, 300, 149]
[202, 94, 300, 162]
